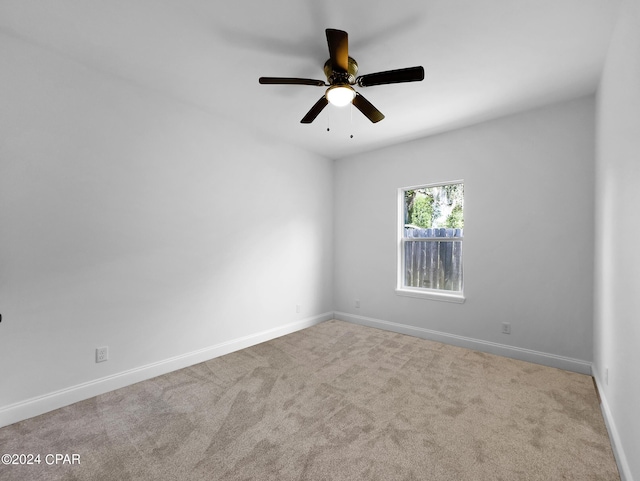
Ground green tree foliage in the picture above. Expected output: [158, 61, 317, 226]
[444, 184, 464, 207]
[404, 190, 416, 224]
[445, 203, 464, 228]
[411, 194, 434, 228]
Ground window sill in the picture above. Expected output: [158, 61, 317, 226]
[395, 287, 465, 304]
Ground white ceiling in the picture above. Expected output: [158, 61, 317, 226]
[0, 0, 621, 160]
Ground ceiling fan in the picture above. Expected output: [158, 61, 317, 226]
[259, 28, 424, 124]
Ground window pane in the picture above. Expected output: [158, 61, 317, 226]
[404, 183, 464, 230]
[403, 237, 463, 291]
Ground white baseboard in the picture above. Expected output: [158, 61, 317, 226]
[0, 312, 333, 429]
[334, 311, 593, 375]
[593, 370, 633, 481]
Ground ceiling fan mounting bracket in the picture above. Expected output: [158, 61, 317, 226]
[324, 57, 358, 85]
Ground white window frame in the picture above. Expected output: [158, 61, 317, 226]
[396, 180, 465, 303]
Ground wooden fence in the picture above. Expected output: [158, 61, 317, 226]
[403, 227, 463, 291]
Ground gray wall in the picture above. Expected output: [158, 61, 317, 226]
[0, 32, 334, 422]
[595, 0, 640, 478]
[333, 97, 595, 370]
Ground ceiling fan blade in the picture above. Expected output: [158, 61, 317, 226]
[301, 96, 329, 123]
[356, 66, 425, 87]
[326, 28, 349, 72]
[352, 92, 385, 123]
[259, 77, 327, 86]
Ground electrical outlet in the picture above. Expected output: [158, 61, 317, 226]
[355, 299, 360, 308]
[96, 346, 109, 363]
[501, 322, 511, 334]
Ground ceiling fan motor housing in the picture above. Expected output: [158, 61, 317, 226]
[324, 57, 358, 85]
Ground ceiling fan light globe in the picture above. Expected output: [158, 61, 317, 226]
[326, 85, 355, 107]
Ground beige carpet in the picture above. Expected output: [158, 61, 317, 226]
[0, 320, 619, 480]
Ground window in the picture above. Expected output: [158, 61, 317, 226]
[397, 181, 464, 303]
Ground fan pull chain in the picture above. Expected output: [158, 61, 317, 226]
[350, 103, 354, 139]
[323, 106, 353, 138]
